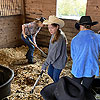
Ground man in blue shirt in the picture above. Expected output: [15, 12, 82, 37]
[71, 16, 100, 89]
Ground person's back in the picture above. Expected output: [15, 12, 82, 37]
[71, 16, 100, 89]
[71, 30, 100, 77]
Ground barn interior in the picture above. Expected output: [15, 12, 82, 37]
[0, 0, 100, 100]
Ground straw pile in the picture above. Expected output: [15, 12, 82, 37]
[0, 45, 72, 100]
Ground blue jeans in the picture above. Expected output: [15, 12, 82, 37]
[21, 34, 35, 63]
[48, 64, 62, 82]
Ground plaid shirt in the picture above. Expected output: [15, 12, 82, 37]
[23, 21, 40, 36]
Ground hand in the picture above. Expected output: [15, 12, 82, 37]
[42, 63, 47, 72]
[98, 30, 100, 34]
[34, 44, 38, 48]
[23, 34, 27, 39]
[41, 67, 46, 72]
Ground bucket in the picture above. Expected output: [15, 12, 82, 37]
[0, 65, 14, 100]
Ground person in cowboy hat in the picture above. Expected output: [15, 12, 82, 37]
[41, 15, 68, 82]
[71, 16, 100, 90]
[21, 17, 46, 64]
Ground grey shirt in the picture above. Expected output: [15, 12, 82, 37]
[42, 32, 67, 70]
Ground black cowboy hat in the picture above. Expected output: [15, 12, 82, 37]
[36, 17, 46, 23]
[40, 76, 96, 100]
[75, 16, 98, 30]
[39, 17, 46, 23]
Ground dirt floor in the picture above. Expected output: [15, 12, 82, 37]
[0, 45, 72, 100]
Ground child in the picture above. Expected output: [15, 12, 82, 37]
[42, 15, 68, 82]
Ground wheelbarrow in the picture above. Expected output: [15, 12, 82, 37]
[0, 65, 14, 100]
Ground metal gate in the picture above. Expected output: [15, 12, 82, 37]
[0, 0, 23, 16]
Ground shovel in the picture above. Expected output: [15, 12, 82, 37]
[30, 70, 44, 94]
[26, 37, 47, 58]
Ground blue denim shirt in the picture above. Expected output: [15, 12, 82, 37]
[71, 30, 100, 78]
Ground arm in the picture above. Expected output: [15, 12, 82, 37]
[33, 27, 41, 42]
[32, 27, 41, 47]
[22, 24, 28, 38]
[71, 40, 74, 60]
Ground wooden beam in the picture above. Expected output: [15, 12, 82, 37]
[22, 0, 25, 23]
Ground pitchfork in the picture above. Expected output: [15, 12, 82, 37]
[27, 27, 47, 58]
[30, 70, 44, 94]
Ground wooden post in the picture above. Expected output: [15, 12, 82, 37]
[22, 0, 25, 24]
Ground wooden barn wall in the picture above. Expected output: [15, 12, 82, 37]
[25, 0, 56, 22]
[86, 0, 100, 32]
[0, 15, 23, 48]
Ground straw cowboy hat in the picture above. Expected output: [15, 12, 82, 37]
[40, 76, 96, 100]
[43, 15, 65, 28]
[75, 16, 98, 30]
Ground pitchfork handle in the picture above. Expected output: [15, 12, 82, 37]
[40, 70, 44, 76]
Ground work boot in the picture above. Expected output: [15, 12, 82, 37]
[28, 60, 36, 64]
[25, 53, 29, 59]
